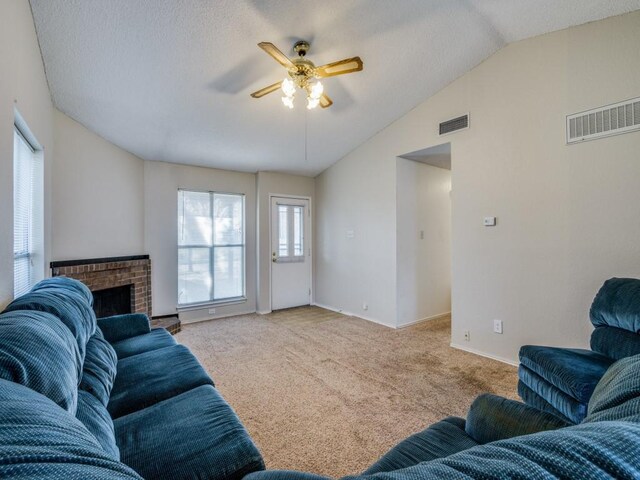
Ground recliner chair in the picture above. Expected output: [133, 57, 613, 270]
[518, 277, 640, 423]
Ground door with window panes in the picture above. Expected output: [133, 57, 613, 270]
[271, 197, 311, 310]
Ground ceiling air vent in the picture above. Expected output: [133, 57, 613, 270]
[567, 97, 640, 144]
[439, 114, 469, 136]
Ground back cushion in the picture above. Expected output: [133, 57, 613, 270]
[4, 288, 96, 363]
[80, 328, 118, 406]
[590, 326, 640, 360]
[31, 276, 94, 306]
[0, 310, 80, 413]
[76, 390, 120, 461]
[366, 421, 640, 479]
[590, 277, 640, 332]
[584, 354, 640, 423]
[0, 379, 140, 479]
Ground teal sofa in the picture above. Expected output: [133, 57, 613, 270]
[246, 352, 640, 479]
[0, 277, 264, 479]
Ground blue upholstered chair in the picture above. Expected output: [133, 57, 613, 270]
[518, 277, 640, 423]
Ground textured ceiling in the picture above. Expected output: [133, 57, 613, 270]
[31, 0, 640, 176]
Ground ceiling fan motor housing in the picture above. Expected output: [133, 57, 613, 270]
[293, 40, 310, 57]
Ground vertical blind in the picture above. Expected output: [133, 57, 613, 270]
[13, 127, 38, 298]
[177, 190, 245, 305]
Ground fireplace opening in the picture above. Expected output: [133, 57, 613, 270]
[92, 284, 133, 318]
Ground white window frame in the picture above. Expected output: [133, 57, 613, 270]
[177, 189, 246, 307]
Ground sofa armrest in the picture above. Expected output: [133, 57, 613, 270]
[244, 472, 329, 480]
[465, 393, 570, 444]
[97, 313, 151, 343]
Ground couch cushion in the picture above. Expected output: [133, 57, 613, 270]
[3, 288, 96, 363]
[80, 327, 118, 406]
[517, 382, 573, 424]
[0, 378, 141, 479]
[518, 365, 586, 423]
[108, 345, 214, 418]
[31, 276, 94, 306]
[465, 394, 570, 445]
[114, 385, 264, 480]
[519, 345, 613, 403]
[363, 417, 476, 474]
[0, 310, 80, 413]
[591, 325, 640, 361]
[111, 328, 177, 359]
[76, 390, 120, 461]
[590, 277, 640, 332]
[585, 353, 640, 423]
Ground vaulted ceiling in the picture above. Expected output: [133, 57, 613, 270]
[31, 0, 640, 176]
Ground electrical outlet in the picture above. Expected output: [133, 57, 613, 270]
[493, 319, 503, 334]
[464, 330, 470, 341]
[362, 302, 368, 311]
[208, 308, 216, 315]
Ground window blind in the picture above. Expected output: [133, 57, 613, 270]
[13, 127, 37, 297]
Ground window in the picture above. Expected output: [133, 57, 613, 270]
[13, 123, 43, 298]
[277, 204, 305, 262]
[177, 190, 245, 306]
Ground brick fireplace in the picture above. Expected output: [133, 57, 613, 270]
[50, 255, 152, 318]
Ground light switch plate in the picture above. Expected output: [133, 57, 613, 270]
[484, 217, 497, 226]
[493, 319, 503, 334]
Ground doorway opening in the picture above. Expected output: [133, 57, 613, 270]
[396, 142, 452, 327]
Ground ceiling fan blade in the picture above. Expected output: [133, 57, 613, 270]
[258, 42, 295, 69]
[319, 93, 333, 109]
[315, 57, 363, 78]
[250, 81, 283, 98]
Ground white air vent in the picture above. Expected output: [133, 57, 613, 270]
[439, 114, 469, 136]
[567, 97, 640, 144]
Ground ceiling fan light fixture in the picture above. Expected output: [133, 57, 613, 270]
[307, 97, 320, 110]
[282, 95, 294, 109]
[309, 80, 323, 100]
[282, 78, 296, 97]
[251, 40, 362, 110]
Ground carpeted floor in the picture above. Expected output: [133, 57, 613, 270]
[175, 307, 518, 478]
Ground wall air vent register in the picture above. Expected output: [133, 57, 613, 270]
[567, 97, 640, 144]
[439, 114, 469, 136]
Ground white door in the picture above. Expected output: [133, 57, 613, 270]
[271, 197, 311, 310]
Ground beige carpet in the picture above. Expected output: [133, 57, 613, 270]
[175, 307, 518, 478]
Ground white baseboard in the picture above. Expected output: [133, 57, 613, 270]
[180, 309, 257, 325]
[397, 311, 451, 328]
[256, 310, 272, 315]
[312, 302, 395, 328]
[450, 342, 519, 367]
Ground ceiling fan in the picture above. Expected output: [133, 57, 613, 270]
[250, 41, 363, 110]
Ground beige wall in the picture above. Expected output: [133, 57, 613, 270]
[315, 141, 398, 327]
[315, 12, 640, 362]
[396, 159, 451, 327]
[0, 0, 54, 307]
[256, 171, 315, 313]
[144, 161, 257, 321]
[52, 110, 145, 260]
